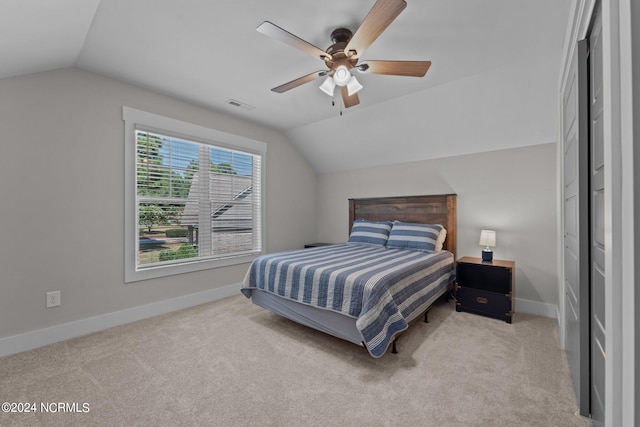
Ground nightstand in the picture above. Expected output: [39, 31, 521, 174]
[455, 256, 515, 323]
[303, 242, 333, 248]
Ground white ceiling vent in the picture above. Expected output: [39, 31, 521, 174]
[225, 99, 255, 110]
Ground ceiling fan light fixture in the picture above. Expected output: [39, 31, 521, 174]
[346, 75, 363, 96]
[319, 76, 336, 96]
[333, 65, 351, 86]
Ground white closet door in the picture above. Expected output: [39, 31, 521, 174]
[562, 38, 590, 417]
[588, 6, 605, 426]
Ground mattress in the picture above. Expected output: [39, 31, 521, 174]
[242, 244, 455, 357]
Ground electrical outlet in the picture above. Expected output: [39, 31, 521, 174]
[46, 291, 61, 308]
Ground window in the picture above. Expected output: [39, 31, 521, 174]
[123, 107, 265, 282]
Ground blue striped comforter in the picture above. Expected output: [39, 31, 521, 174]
[241, 244, 455, 357]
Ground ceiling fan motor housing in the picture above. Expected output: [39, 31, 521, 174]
[324, 28, 358, 71]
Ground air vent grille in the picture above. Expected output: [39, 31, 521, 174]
[225, 99, 255, 110]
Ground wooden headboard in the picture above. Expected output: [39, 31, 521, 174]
[348, 194, 457, 258]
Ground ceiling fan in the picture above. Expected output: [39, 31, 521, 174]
[257, 0, 431, 108]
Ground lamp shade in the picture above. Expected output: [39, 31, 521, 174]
[319, 76, 335, 96]
[346, 75, 363, 96]
[333, 65, 351, 86]
[479, 230, 496, 247]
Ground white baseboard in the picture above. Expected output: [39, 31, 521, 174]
[515, 297, 558, 319]
[0, 283, 242, 358]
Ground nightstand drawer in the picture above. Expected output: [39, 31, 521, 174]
[456, 287, 511, 321]
[457, 262, 511, 293]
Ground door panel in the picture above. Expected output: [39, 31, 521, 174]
[562, 38, 590, 416]
[589, 7, 605, 426]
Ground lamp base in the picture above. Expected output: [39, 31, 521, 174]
[482, 249, 493, 262]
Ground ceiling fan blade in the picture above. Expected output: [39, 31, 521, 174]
[341, 86, 360, 108]
[358, 60, 431, 77]
[257, 21, 331, 61]
[271, 70, 327, 93]
[345, 0, 407, 57]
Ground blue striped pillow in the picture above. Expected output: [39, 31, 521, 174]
[347, 220, 393, 247]
[387, 222, 444, 252]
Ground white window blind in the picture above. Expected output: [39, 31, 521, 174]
[124, 107, 265, 282]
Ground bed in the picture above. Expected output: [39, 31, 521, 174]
[241, 194, 457, 358]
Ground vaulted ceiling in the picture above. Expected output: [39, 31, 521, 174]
[1, 0, 572, 173]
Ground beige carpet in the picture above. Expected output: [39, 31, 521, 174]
[0, 295, 590, 427]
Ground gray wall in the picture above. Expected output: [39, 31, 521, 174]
[317, 143, 559, 306]
[0, 68, 317, 339]
[0, 67, 561, 340]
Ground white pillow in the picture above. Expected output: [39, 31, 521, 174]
[435, 228, 447, 251]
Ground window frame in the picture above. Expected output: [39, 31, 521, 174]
[123, 107, 266, 283]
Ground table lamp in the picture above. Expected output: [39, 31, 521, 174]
[479, 230, 496, 261]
